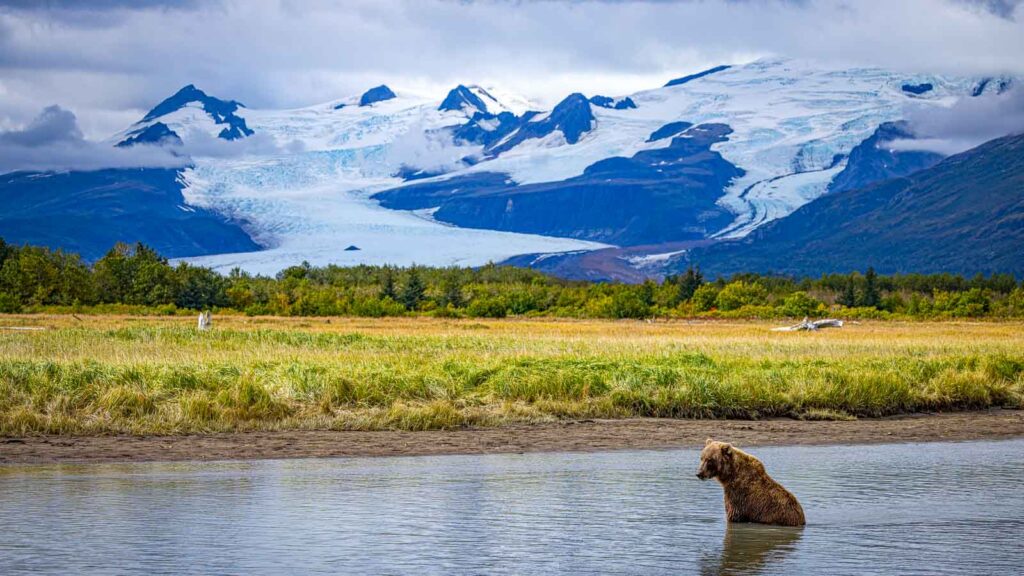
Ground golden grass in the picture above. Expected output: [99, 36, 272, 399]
[1, 314, 1022, 435]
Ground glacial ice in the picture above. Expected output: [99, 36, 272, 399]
[129, 59, 983, 274]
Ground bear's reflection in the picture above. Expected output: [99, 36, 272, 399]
[700, 523, 803, 575]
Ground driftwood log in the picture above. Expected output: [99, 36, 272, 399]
[771, 317, 844, 332]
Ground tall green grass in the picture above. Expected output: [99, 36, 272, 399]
[1, 322, 1022, 435]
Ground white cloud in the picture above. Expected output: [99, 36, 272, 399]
[0, 104, 81, 146]
[0, 104, 307, 172]
[892, 86, 1024, 154]
[177, 129, 304, 158]
[0, 105, 186, 172]
[0, 0, 1021, 143]
[384, 121, 475, 173]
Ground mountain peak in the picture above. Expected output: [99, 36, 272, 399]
[483, 92, 595, 156]
[142, 84, 209, 123]
[548, 93, 594, 142]
[116, 122, 182, 148]
[359, 85, 397, 107]
[142, 84, 247, 120]
[126, 84, 253, 145]
[439, 84, 489, 114]
[557, 92, 589, 106]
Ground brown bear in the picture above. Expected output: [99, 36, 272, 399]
[696, 438, 805, 526]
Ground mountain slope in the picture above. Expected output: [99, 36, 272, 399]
[2, 59, 1002, 275]
[377, 59, 980, 244]
[373, 123, 742, 245]
[827, 121, 943, 194]
[485, 93, 595, 156]
[683, 133, 1024, 277]
[0, 168, 259, 261]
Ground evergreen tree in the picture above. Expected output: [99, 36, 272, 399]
[379, 266, 397, 301]
[861, 267, 880, 309]
[175, 263, 228, 309]
[92, 242, 176, 305]
[0, 237, 1017, 320]
[639, 279, 656, 307]
[440, 272, 464, 308]
[837, 278, 858, 308]
[677, 265, 704, 303]
[0, 237, 11, 269]
[399, 267, 425, 310]
[280, 261, 312, 281]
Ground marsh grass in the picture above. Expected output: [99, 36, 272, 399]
[1, 315, 1022, 435]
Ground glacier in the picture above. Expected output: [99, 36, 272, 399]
[166, 92, 607, 274]
[111, 57, 988, 275]
[439, 58, 977, 237]
[177, 152, 608, 275]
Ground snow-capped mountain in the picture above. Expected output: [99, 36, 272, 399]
[681, 131, 1024, 277]
[3, 57, 1012, 276]
[402, 58, 980, 243]
[113, 84, 254, 146]
[437, 85, 519, 117]
[137, 83, 609, 274]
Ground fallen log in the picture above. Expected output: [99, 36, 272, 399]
[771, 317, 844, 332]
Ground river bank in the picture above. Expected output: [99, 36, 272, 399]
[3, 409, 1022, 464]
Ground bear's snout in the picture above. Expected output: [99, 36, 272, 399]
[696, 463, 712, 480]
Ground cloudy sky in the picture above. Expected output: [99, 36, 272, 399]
[0, 0, 1022, 142]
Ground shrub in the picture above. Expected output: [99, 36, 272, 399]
[1007, 287, 1024, 317]
[350, 297, 406, 317]
[715, 281, 768, 311]
[0, 292, 22, 313]
[933, 288, 991, 318]
[691, 284, 720, 312]
[608, 290, 651, 319]
[779, 291, 824, 317]
[466, 297, 508, 318]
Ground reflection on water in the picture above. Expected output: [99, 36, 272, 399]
[1, 439, 1022, 575]
[701, 524, 803, 575]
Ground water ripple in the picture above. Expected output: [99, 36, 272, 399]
[1, 440, 1022, 575]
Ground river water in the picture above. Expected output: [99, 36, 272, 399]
[1, 439, 1022, 575]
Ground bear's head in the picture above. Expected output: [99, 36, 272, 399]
[697, 438, 737, 481]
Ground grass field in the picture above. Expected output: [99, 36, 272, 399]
[1, 314, 1022, 435]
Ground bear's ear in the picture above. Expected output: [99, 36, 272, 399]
[721, 444, 731, 456]
[705, 438, 714, 446]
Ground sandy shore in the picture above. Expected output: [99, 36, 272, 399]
[2, 410, 1022, 465]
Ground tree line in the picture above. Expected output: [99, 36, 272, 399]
[1, 238, 1022, 319]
